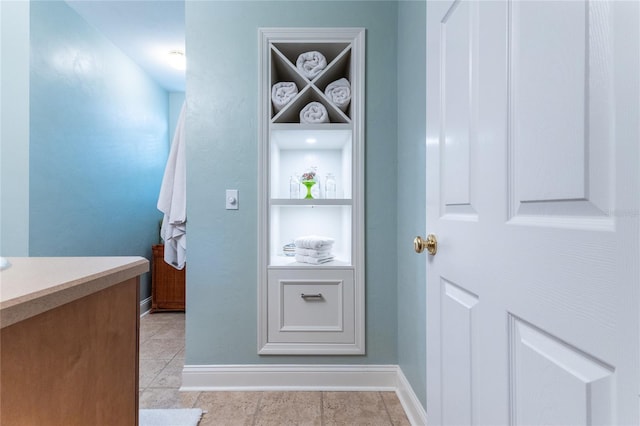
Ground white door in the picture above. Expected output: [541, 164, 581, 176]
[425, 1, 639, 424]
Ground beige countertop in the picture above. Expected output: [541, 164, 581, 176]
[0, 257, 149, 328]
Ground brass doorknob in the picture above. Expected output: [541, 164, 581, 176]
[414, 234, 437, 255]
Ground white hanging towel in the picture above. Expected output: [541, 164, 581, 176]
[157, 102, 187, 270]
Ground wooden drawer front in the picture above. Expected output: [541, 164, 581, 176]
[268, 269, 354, 344]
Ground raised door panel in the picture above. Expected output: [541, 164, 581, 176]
[441, 278, 478, 426]
[441, 0, 479, 219]
[509, 316, 614, 425]
[508, 1, 614, 229]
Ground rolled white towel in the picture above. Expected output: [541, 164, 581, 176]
[295, 235, 335, 250]
[295, 247, 332, 258]
[296, 51, 327, 79]
[324, 78, 351, 112]
[271, 82, 298, 113]
[295, 254, 334, 265]
[300, 102, 329, 124]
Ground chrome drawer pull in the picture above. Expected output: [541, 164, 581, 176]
[301, 293, 323, 300]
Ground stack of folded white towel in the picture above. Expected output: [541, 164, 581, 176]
[294, 235, 335, 264]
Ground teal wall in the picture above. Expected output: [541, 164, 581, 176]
[29, 0, 169, 300]
[185, 1, 399, 364]
[5, 0, 427, 408]
[0, 0, 30, 256]
[397, 0, 427, 409]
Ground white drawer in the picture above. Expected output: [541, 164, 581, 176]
[267, 269, 354, 344]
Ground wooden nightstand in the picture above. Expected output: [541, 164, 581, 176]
[151, 244, 185, 312]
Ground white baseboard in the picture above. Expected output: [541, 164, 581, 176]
[395, 367, 427, 426]
[140, 297, 152, 317]
[181, 364, 398, 391]
[181, 364, 427, 425]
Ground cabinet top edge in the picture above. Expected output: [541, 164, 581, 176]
[270, 123, 352, 131]
[259, 27, 365, 40]
[1, 257, 148, 328]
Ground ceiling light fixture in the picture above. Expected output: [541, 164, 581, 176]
[305, 138, 317, 144]
[167, 50, 186, 70]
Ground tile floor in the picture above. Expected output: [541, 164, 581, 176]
[139, 312, 411, 425]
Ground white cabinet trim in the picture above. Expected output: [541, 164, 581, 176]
[258, 28, 365, 355]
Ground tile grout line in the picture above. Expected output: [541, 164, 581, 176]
[146, 362, 178, 389]
[193, 392, 203, 414]
[251, 392, 265, 426]
[378, 391, 395, 426]
[189, 391, 200, 409]
[139, 313, 186, 405]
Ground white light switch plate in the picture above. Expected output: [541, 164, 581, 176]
[226, 189, 238, 210]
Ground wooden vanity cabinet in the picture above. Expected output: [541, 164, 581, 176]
[0, 257, 147, 425]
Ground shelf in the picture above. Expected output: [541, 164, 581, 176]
[269, 256, 352, 267]
[269, 41, 353, 123]
[270, 204, 352, 266]
[314, 48, 352, 92]
[270, 47, 308, 90]
[270, 128, 352, 199]
[270, 122, 351, 132]
[272, 86, 349, 124]
[270, 127, 351, 149]
[270, 199, 352, 206]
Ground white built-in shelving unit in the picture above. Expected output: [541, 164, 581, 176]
[258, 28, 365, 355]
